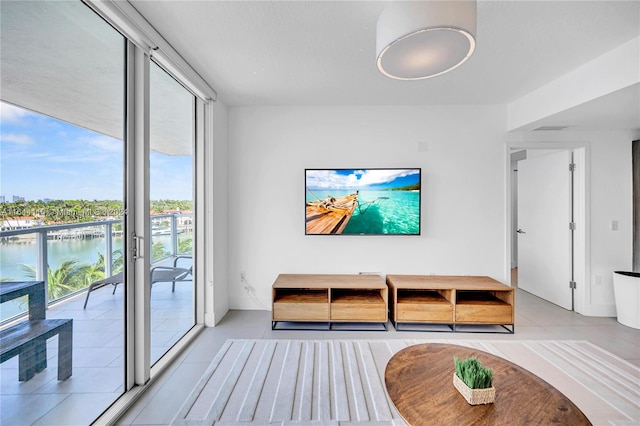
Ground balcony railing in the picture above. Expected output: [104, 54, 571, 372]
[0, 214, 192, 322]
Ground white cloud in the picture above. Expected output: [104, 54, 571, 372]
[0, 101, 33, 123]
[83, 134, 123, 153]
[307, 169, 418, 189]
[0, 133, 33, 145]
[357, 169, 418, 186]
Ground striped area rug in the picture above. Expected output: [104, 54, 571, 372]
[171, 339, 640, 425]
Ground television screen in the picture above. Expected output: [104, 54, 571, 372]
[305, 168, 421, 235]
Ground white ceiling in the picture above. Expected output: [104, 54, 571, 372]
[128, 0, 640, 131]
[1, 0, 638, 135]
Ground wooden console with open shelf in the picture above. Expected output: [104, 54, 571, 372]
[386, 275, 514, 333]
[272, 274, 388, 330]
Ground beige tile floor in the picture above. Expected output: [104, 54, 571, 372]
[116, 287, 640, 426]
[0, 278, 194, 426]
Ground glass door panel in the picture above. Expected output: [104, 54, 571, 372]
[0, 1, 125, 424]
[149, 61, 195, 365]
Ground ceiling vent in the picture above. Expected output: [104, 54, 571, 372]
[533, 125, 570, 131]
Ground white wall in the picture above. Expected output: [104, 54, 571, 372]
[506, 129, 638, 316]
[588, 131, 636, 315]
[227, 105, 507, 309]
[209, 100, 230, 324]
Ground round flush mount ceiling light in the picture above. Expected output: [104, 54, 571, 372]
[376, 1, 477, 80]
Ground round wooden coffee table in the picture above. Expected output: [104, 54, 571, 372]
[385, 343, 591, 425]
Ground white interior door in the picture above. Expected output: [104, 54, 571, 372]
[517, 150, 573, 310]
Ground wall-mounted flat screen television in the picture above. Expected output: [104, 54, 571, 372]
[305, 168, 421, 235]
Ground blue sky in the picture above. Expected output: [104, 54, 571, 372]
[306, 168, 420, 190]
[0, 102, 192, 201]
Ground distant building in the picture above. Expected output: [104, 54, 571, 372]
[162, 209, 193, 226]
[1, 216, 43, 230]
[0, 196, 5, 203]
[12, 195, 25, 202]
[177, 210, 192, 226]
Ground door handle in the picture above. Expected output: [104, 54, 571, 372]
[516, 229, 526, 234]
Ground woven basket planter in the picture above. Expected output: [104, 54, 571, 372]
[453, 373, 495, 405]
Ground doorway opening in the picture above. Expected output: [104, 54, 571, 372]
[506, 143, 587, 314]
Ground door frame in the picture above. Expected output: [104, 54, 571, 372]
[505, 141, 589, 314]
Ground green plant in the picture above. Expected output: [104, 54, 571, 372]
[21, 260, 86, 299]
[177, 236, 193, 255]
[454, 356, 493, 389]
[152, 241, 170, 261]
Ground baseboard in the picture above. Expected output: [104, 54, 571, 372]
[583, 303, 617, 317]
[204, 312, 217, 327]
[230, 296, 271, 311]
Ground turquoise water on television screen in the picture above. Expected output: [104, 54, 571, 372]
[306, 189, 420, 235]
[344, 190, 419, 235]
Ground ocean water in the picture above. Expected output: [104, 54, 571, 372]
[0, 237, 125, 283]
[0, 234, 173, 321]
[306, 189, 420, 235]
[0, 234, 182, 282]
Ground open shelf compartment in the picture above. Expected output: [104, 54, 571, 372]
[330, 288, 386, 322]
[455, 290, 514, 324]
[272, 288, 329, 322]
[395, 289, 453, 323]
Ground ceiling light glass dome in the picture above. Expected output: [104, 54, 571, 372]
[376, 1, 477, 80]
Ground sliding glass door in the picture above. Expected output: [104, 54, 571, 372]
[148, 61, 196, 365]
[0, 1, 126, 424]
[1, 1, 204, 423]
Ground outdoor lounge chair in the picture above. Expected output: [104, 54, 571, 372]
[83, 255, 192, 308]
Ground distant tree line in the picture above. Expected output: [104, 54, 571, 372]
[1, 199, 194, 307]
[387, 182, 421, 191]
[1, 199, 192, 225]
